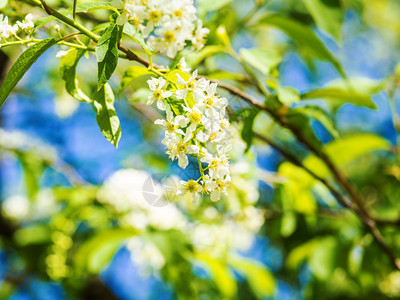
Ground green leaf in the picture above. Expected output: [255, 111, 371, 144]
[286, 109, 323, 151]
[277, 86, 300, 105]
[257, 14, 345, 77]
[281, 212, 297, 237]
[16, 151, 45, 201]
[60, 48, 91, 102]
[96, 23, 119, 90]
[185, 45, 226, 68]
[301, 87, 377, 109]
[93, 83, 121, 148]
[118, 66, 152, 94]
[34, 2, 114, 28]
[14, 225, 51, 246]
[197, 0, 233, 16]
[304, 0, 344, 40]
[123, 23, 153, 54]
[241, 108, 260, 152]
[304, 133, 392, 178]
[196, 252, 237, 298]
[309, 237, 337, 280]
[0, 38, 56, 108]
[229, 255, 275, 298]
[74, 228, 136, 274]
[292, 106, 339, 138]
[240, 48, 282, 75]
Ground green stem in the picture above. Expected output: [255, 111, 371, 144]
[40, 0, 100, 43]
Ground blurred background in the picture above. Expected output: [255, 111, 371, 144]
[1, 0, 400, 299]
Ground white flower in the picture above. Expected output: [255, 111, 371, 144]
[16, 14, 34, 31]
[0, 14, 18, 39]
[124, 0, 208, 57]
[163, 134, 199, 168]
[204, 175, 231, 202]
[191, 19, 209, 51]
[147, 77, 172, 110]
[56, 50, 69, 59]
[179, 179, 202, 203]
[175, 69, 198, 99]
[2, 195, 30, 221]
[177, 57, 191, 73]
[154, 109, 187, 136]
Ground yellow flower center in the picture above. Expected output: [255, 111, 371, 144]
[216, 180, 226, 190]
[205, 97, 214, 107]
[209, 133, 218, 141]
[166, 122, 176, 133]
[174, 10, 183, 18]
[186, 180, 199, 193]
[187, 81, 196, 90]
[164, 30, 176, 43]
[131, 16, 141, 26]
[177, 142, 187, 153]
[209, 159, 219, 169]
[220, 120, 228, 129]
[153, 90, 163, 100]
[189, 111, 202, 124]
[149, 10, 162, 22]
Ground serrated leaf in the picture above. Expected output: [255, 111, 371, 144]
[60, 48, 91, 102]
[257, 14, 345, 77]
[118, 66, 152, 94]
[96, 23, 119, 90]
[93, 83, 121, 148]
[74, 229, 136, 273]
[301, 87, 376, 109]
[34, 2, 114, 28]
[304, 0, 344, 40]
[0, 38, 56, 108]
[240, 48, 282, 75]
[229, 255, 275, 298]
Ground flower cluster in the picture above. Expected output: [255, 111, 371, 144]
[0, 14, 34, 40]
[148, 59, 232, 202]
[123, 0, 209, 57]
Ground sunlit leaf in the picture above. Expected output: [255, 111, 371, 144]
[14, 224, 51, 246]
[74, 228, 136, 274]
[304, 133, 392, 178]
[229, 255, 276, 298]
[0, 38, 56, 108]
[240, 48, 282, 75]
[197, 0, 233, 16]
[60, 48, 91, 103]
[93, 83, 121, 148]
[96, 23, 119, 90]
[301, 87, 376, 109]
[196, 252, 237, 298]
[257, 14, 345, 77]
[304, 0, 344, 40]
[118, 66, 152, 95]
[277, 86, 300, 105]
